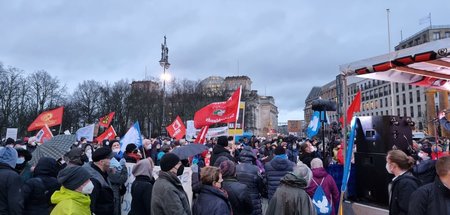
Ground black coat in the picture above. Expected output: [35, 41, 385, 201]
[408, 177, 450, 215]
[298, 151, 319, 168]
[236, 163, 264, 215]
[129, 175, 155, 215]
[193, 185, 232, 215]
[264, 157, 294, 200]
[84, 163, 114, 215]
[22, 157, 60, 215]
[210, 145, 235, 166]
[0, 163, 23, 215]
[389, 171, 420, 215]
[412, 159, 436, 185]
[222, 177, 253, 215]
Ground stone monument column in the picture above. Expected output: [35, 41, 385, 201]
[425, 89, 437, 136]
[439, 90, 450, 137]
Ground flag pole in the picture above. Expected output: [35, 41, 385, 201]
[235, 86, 242, 146]
[58, 123, 62, 135]
[338, 73, 348, 215]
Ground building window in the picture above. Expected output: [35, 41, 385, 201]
[386, 110, 389, 115]
[403, 93, 406, 105]
[402, 83, 405, 91]
[418, 105, 422, 117]
[395, 83, 399, 93]
[433, 32, 441, 40]
[409, 92, 413, 103]
[417, 90, 421, 102]
[419, 122, 423, 130]
[397, 108, 401, 116]
[385, 98, 388, 106]
[403, 107, 407, 117]
[409, 85, 412, 90]
[446, 32, 450, 38]
[396, 95, 400, 106]
[380, 99, 383, 108]
[410, 106, 414, 117]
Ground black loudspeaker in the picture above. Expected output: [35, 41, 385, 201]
[311, 99, 337, 111]
[354, 152, 393, 206]
[355, 116, 413, 154]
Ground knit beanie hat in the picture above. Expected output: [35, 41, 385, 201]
[57, 166, 91, 190]
[217, 136, 228, 147]
[92, 147, 113, 162]
[0, 147, 18, 168]
[219, 160, 236, 178]
[160, 153, 180, 171]
[125, 143, 138, 153]
[310, 158, 323, 169]
[274, 146, 286, 155]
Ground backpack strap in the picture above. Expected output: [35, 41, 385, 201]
[311, 178, 319, 186]
[319, 177, 325, 186]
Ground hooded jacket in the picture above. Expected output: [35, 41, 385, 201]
[50, 186, 91, 215]
[0, 147, 23, 215]
[389, 171, 421, 215]
[222, 177, 253, 215]
[23, 157, 61, 215]
[408, 177, 450, 215]
[264, 157, 294, 200]
[210, 145, 235, 166]
[192, 185, 232, 215]
[266, 172, 316, 215]
[306, 167, 340, 215]
[129, 159, 155, 215]
[151, 171, 191, 215]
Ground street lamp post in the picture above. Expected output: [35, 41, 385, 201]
[159, 36, 170, 136]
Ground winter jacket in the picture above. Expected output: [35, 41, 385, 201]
[50, 186, 91, 215]
[264, 157, 294, 200]
[109, 164, 128, 215]
[306, 167, 340, 215]
[236, 150, 264, 215]
[412, 159, 436, 185]
[84, 162, 114, 215]
[0, 163, 24, 215]
[408, 177, 450, 215]
[210, 145, 235, 166]
[266, 172, 316, 215]
[388, 171, 420, 215]
[151, 171, 191, 215]
[192, 185, 232, 215]
[23, 157, 61, 215]
[222, 177, 253, 215]
[129, 175, 155, 215]
[299, 151, 319, 168]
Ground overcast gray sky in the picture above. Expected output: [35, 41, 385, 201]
[1, 0, 448, 122]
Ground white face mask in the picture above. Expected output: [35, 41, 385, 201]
[386, 163, 393, 174]
[112, 148, 120, 153]
[16, 157, 25, 164]
[81, 181, 94, 194]
[145, 145, 152, 150]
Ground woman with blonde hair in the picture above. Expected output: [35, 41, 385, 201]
[386, 150, 420, 215]
[193, 166, 232, 215]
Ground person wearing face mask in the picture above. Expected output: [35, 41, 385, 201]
[151, 153, 191, 215]
[386, 150, 420, 215]
[412, 146, 437, 185]
[109, 140, 124, 160]
[15, 147, 33, 182]
[299, 141, 320, 168]
[65, 148, 89, 166]
[124, 144, 142, 163]
[0, 147, 23, 215]
[142, 139, 152, 158]
[50, 166, 93, 215]
[192, 166, 232, 215]
[83, 147, 115, 215]
[108, 157, 128, 215]
[409, 155, 450, 215]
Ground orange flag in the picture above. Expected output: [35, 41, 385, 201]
[339, 91, 361, 125]
[28, 107, 64, 132]
[166, 116, 186, 140]
[96, 126, 117, 142]
[99, 112, 115, 128]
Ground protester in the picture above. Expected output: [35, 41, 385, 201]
[84, 147, 115, 215]
[306, 158, 340, 215]
[51, 166, 93, 215]
[129, 158, 155, 215]
[236, 146, 265, 215]
[266, 164, 316, 215]
[110, 140, 124, 160]
[157, 144, 171, 165]
[192, 166, 232, 215]
[408, 155, 450, 215]
[299, 140, 320, 168]
[109, 157, 128, 215]
[22, 157, 60, 215]
[65, 147, 88, 166]
[219, 160, 253, 215]
[124, 143, 142, 163]
[412, 145, 437, 185]
[265, 146, 295, 200]
[151, 153, 191, 215]
[142, 139, 152, 158]
[0, 147, 23, 214]
[210, 136, 235, 166]
[15, 147, 33, 182]
[386, 150, 420, 215]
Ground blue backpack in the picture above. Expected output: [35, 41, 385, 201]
[312, 178, 332, 215]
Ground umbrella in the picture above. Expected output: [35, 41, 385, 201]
[171, 143, 209, 160]
[30, 134, 77, 165]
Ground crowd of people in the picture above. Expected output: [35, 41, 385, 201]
[0, 133, 449, 215]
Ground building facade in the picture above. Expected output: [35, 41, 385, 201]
[395, 25, 450, 50]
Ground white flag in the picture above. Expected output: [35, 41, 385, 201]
[120, 122, 142, 152]
[76, 124, 95, 141]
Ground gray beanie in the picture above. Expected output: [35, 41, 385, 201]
[0, 147, 18, 168]
[57, 166, 91, 190]
[293, 164, 313, 187]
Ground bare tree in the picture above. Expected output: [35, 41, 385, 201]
[72, 80, 102, 125]
[27, 70, 66, 115]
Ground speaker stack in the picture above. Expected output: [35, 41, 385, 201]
[354, 116, 414, 206]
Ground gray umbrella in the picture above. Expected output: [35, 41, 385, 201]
[30, 134, 76, 165]
[171, 143, 209, 160]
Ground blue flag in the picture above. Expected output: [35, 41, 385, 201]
[120, 122, 143, 152]
[341, 117, 357, 193]
[307, 111, 320, 138]
[76, 124, 95, 141]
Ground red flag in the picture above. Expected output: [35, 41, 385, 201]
[340, 91, 361, 125]
[35, 125, 53, 143]
[194, 87, 241, 129]
[166, 116, 186, 140]
[96, 126, 117, 142]
[194, 126, 209, 144]
[28, 107, 64, 131]
[98, 112, 115, 127]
